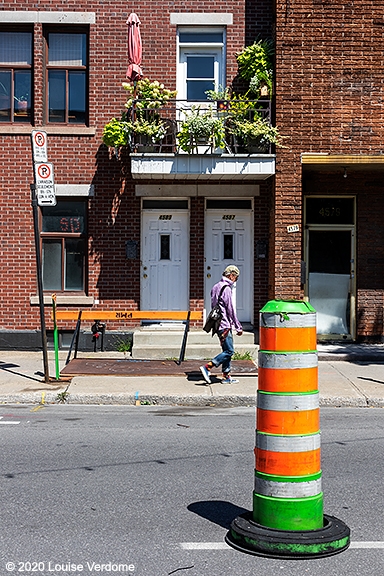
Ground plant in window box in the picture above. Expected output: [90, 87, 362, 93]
[229, 116, 285, 153]
[177, 106, 226, 154]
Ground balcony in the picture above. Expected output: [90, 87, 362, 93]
[120, 99, 277, 181]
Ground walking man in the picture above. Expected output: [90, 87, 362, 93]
[200, 265, 243, 384]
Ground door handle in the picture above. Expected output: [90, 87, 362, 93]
[143, 274, 148, 279]
[207, 273, 211, 278]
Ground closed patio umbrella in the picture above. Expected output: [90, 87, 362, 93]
[126, 13, 143, 82]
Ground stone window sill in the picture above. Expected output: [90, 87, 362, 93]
[30, 295, 94, 306]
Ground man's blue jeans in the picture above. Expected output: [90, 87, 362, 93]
[212, 329, 235, 374]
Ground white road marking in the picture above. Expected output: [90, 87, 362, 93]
[0, 416, 20, 425]
[180, 543, 231, 550]
[180, 541, 384, 550]
[350, 542, 384, 549]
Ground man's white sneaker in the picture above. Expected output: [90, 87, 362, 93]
[200, 365, 211, 384]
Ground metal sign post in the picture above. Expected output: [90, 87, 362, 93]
[30, 130, 54, 383]
[30, 183, 50, 383]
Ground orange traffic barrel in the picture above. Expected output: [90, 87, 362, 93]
[226, 300, 350, 558]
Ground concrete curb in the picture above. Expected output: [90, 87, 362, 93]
[1, 392, 382, 408]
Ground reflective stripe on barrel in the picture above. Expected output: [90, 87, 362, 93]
[256, 391, 320, 435]
[255, 431, 321, 476]
[255, 470, 322, 498]
[258, 352, 318, 393]
[259, 312, 317, 352]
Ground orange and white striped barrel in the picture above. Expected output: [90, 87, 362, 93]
[227, 299, 350, 558]
[254, 300, 323, 531]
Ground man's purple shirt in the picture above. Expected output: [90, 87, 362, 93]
[210, 276, 243, 332]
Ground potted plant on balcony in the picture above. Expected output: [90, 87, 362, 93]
[102, 116, 167, 153]
[102, 78, 177, 156]
[127, 117, 167, 152]
[229, 116, 285, 153]
[177, 106, 226, 154]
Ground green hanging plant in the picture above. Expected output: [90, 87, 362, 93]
[236, 39, 274, 98]
[102, 118, 131, 148]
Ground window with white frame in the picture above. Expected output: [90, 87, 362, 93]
[177, 28, 225, 102]
[0, 29, 32, 123]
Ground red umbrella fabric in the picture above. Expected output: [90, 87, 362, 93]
[126, 13, 143, 82]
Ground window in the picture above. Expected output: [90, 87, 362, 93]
[177, 28, 225, 101]
[46, 30, 88, 124]
[41, 200, 87, 292]
[0, 30, 32, 123]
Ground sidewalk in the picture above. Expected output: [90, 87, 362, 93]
[0, 344, 383, 407]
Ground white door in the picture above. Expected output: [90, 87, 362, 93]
[141, 210, 189, 311]
[205, 207, 253, 324]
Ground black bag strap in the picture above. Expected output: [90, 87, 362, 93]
[217, 283, 229, 304]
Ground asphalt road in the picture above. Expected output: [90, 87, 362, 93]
[0, 405, 383, 576]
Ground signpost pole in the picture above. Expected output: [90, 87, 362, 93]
[31, 184, 50, 383]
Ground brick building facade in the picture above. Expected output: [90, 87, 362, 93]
[0, 1, 383, 350]
[274, 0, 384, 340]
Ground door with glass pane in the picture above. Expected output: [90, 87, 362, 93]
[205, 204, 253, 324]
[141, 209, 189, 311]
[304, 197, 356, 339]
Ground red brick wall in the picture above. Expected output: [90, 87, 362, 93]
[274, 0, 384, 338]
[1, 1, 265, 335]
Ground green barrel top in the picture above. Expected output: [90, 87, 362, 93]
[260, 299, 316, 315]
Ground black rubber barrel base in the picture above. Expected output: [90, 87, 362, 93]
[225, 512, 350, 559]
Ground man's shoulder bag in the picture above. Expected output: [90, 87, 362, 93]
[203, 285, 228, 336]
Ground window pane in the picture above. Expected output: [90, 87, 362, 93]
[306, 198, 354, 225]
[65, 239, 85, 290]
[42, 201, 86, 233]
[0, 32, 32, 65]
[223, 235, 234, 260]
[160, 235, 171, 260]
[14, 70, 31, 121]
[187, 56, 214, 79]
[179, 32, 223, 43]
[48, 70, 66, 122]
[68, 71, 85, 123]
[48, 33, 86, 66]
[0, 70, 11, 122]
[42, 240, 62, 290]
[187, 80, 214, 100]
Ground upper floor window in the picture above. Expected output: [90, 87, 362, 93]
[0, 31, 32, 123]
[46, 31, 88, 124]
[177, 28, 225, 101]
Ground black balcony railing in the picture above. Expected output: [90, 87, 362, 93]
[124, 99, 273, 154]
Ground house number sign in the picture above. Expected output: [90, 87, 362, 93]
[159, 215, 172, 220]
[222, 215, 235, 220]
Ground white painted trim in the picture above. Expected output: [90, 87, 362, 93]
[0, 11, 95, 24]
[171, 13, 232, 25]
[135, 184, 260, 197]
[55, 184, 94, 197]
